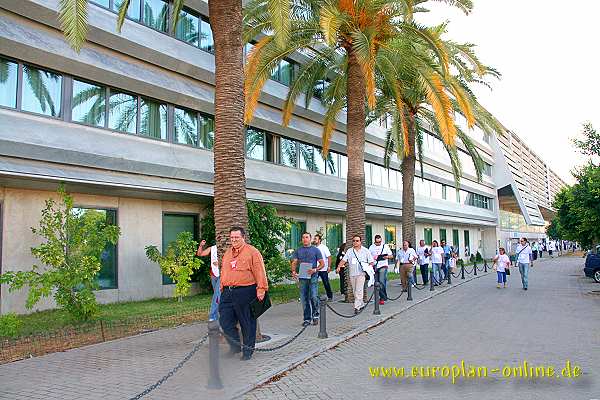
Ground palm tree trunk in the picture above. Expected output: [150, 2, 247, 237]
[209, 0, 248, 254]
[344, 49, 367, 302]
[401, 112, 417, 247]
[209, 1, 261, 340]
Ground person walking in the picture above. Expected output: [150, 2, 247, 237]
[335, 243, 347, 296]
[532, 241, 539, 261]
[516, 237, 533, 290]
[441, 240, 451, 281]
[337, 235, 375, 313]
[291, 232, 324, 326]
[539, 241, 544, 258]
[395, 240, 417, 291]
[416, 239, 430, 285]
[548, 239, 555, 258]
[219, 227, 269, 361]
[430, 240, 445, 285]
[314, 234, 333, 301]
[197, 239, 220, 322]
[492, 247, 510, 288]
[369, 234, 393, 305]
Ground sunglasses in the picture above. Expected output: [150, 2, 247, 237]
[353, 239, 361, 242]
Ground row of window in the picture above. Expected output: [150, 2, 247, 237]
[0, 56, 492, 209]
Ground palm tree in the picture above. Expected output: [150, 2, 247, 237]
[58, 0, 249, 257]
[244, 0, 468, 300]
[369, 24, 506, 246]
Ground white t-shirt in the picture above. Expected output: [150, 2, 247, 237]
[416, 246, 430, 265]
[369, 244, 392, 269]
[342, 246, 375, 277]
[548, 241, 555, 251]
[210, 245, 219, 277]
[317, 243, 331, 271]
[449, 257, 456, 269]
[430, 246, 444, 264]
[516, 244, 532, 264]
[396, 248, 417, 264]
[496, 254, 510, 272]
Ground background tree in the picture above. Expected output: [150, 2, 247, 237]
[0, 186, 121, 320]
[572, 122, 600, 164]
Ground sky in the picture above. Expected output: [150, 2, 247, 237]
[416, 0, 600, 184]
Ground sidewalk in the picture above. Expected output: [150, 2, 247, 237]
[0, 261, 521, 400]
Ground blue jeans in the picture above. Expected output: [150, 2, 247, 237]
[300, 274, 319, 322]
[209, 276, 220, 321]
[432, 263, 442, 284]
[377, 268, 388, 300]
[518, 262, 529, 289]
[497, 271, 507, 284]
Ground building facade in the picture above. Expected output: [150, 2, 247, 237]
[0, 0, 565, 314]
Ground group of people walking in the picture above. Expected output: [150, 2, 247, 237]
[194, 227, 549, 361]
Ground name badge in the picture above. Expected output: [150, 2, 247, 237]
[230, 260, 237, 270]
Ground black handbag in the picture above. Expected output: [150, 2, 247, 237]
[250, 292, 271, 319]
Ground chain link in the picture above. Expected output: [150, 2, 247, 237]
[128, 334, 208, 400]
[325, 291, 375, 317]
[220, 324, 309, 353]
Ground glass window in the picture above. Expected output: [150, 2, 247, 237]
[72, 208, 118, 289]
[314, 148, 325, 174]
[114, 0, 140, 20]
[299, 143, 315, 171]
[276, 60, 293, 86]
[442, 184, 447, 200]
[0, 58, 18, 108]
[175, 8, 199, 46]
[140, 97, 167, 139]
[326, 223, 343, 255]
[285, 220, 306, 258]
[162, 213, 198, 284]
[389, 170, 398, 190]
[72, 80, 106, 127]
[200, 19, 214, 53]
[439, 228, 447, 243]
[109, 91, 137, 133]
[326, 152, 339, 176]
[384, 225, 396, 249]
[280, 138, 298, 167]
[381, 167, 389, 187]
[143, 0, 168, 32]
[93, 0, 110, 7]
[246, 128, 265, 160]
[339, 154, 348, 178]
[174, 107, 198, 146]
[365, 225, 373, 247]
[424, 228, 432, 245]
[364, 163, 372, 185]
[22, 65, 62, 117]
[431, 181, 443, 199]
[197, 114, 214, 149]
[371, 164, 382, 186]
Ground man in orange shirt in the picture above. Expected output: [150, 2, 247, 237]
[219, 226, 268, 361]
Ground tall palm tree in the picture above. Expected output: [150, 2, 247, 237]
[58, 0, 249, 257]
[244, 0, 468, 300]
[369, 25, 506, 246]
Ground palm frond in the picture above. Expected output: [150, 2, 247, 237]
[170, 0, 185, 34]
[116, 0, 131, 33]
[268, 0, 292, 48]
[419, 70, 455, 146]
[58, 0, 88, 52]
[456, 125, 484, 182]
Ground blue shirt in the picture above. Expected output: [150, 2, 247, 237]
[292, 246, 323, 268]
[443, 245, 452, 255]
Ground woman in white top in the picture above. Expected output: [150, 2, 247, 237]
[493, 247, 511, 288]
[429, 240, 445, 285]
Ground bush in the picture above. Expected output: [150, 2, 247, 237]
[146, 231, 203, 301]
[265, 254, 291, 284]
[0, 186, 120, 320]
[475, 251, 483, 262]
[0, 313, 22, 338]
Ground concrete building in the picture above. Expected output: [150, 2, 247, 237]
[0, 0, 565, 314]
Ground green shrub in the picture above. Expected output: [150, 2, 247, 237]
[0, 313, 22, 338]
[265, 254, 291, 284]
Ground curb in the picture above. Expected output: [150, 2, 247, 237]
[230, 269, 493, 399]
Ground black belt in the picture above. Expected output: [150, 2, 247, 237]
[224, 284, 256, 290]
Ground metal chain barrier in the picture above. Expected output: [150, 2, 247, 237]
[326, 291, 375, 318]
[463, 266, 475, 275]
[128, 334, 209, 400]
[219, 324, 309, 353]
[387, 288, 406, 301]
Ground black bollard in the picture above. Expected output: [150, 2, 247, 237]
[461, 263, 465, 279]
[484, 259, 488, 272]
[447, 266, 452, 284]
[207, 320, 223, 390]
[430, 269, 435, 291]
[318, 296, 328, 339]
[373, 281, 381, 315]
[473, 261, 478, 276]
[407, 279, 413, 301]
